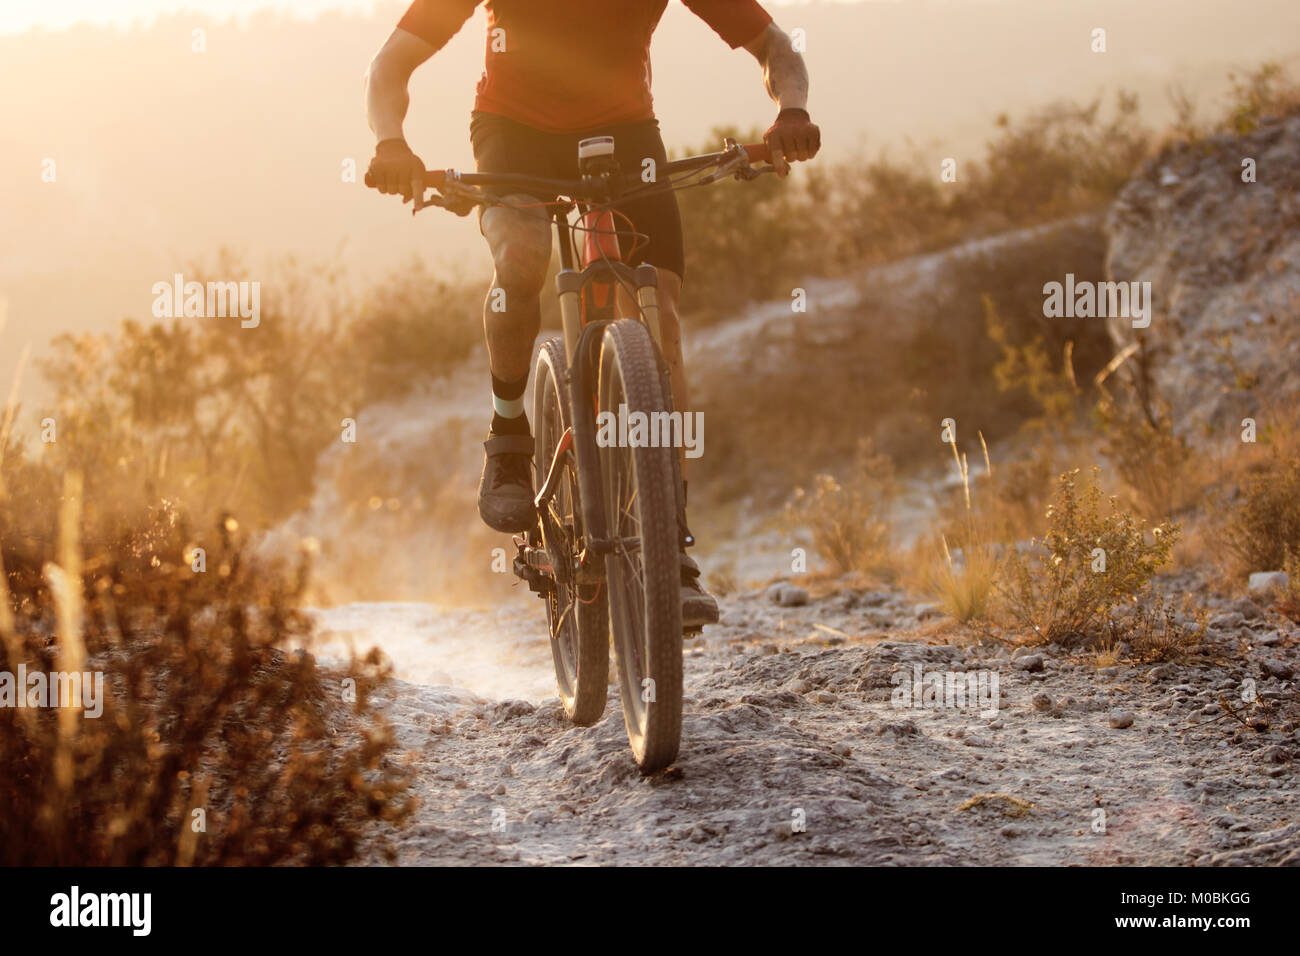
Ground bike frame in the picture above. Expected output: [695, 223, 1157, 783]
[549, 200, 664, 564]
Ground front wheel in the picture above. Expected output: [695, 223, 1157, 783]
[597, 319, 683, 773]
[534, 338, 608, 726]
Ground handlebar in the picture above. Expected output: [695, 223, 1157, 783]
[364, 141, 773, 206]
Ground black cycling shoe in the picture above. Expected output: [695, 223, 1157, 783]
[680, 551, 720, 630]
[478, 433, 536, 533]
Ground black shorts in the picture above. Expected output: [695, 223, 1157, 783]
[469, 110, 686, 280]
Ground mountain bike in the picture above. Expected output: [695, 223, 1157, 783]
[368, 137, 775, 772]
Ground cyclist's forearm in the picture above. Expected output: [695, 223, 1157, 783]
[750, 24, 809, 111]
[365, 28, 437, 143]
[365, 61, 413, 142]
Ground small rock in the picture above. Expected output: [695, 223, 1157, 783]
[786, 678, 814, 694]
[877, 720, 920, 737]
[1256, 630, 1284, 647]
[760, 643, 779, 655]
[1109, 710, 1136, 729]
[1232, 598, 1264, 620]
[1210, 610, 1246, 630]
[831, 741, 853, 757]
[1260, 659, 1294, 680]
[771, 820, 796, 840]
[808, 690, 837, 705]
[1014, 654, 1046, 673]
[777, 586, 810, 607]
[1257, 745, 1291, 764]
[1249, 571, 1290, 595]
[493, 699, 536, 722]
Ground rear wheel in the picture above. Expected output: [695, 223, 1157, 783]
[597, 319, 683, 773]
[534, 338, 608, 726]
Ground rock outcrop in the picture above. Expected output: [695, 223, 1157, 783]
[1105, 113, 1300, 437]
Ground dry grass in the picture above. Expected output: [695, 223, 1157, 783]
[783, 438, 896, 578]
[956, 793, 1038, 817]
[926, 435, 999, 623]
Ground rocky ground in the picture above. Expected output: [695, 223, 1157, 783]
[347, 573, 1300, 866]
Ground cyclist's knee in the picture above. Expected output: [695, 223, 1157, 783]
[493, 239, 549, 295]
[484, 208, 550, 294]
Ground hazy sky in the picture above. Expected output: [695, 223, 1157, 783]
[4, 0, 1299, 407]
[0, 0, 864, 36]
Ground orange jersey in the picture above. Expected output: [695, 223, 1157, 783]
[398, 0, 773, 133]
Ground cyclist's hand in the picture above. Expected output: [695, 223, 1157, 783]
[367, 138, 426, 203]
[764, 108, 821, 177]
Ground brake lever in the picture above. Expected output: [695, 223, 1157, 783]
[698, 154, 745, 186]
[410, 181, 483, 216]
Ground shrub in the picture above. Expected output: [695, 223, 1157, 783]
[1110, 597, 1208, 663]
[1095, 393, 1194, 522]
[0, 473, 413, 865]
[784, 439, 894, 577]
[1226, 453, 1300, 575]
[995, 468, 1178, 645]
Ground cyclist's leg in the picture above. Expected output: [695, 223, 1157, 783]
[480, 199, 551, 386]
[470, 112, 557, 532]
[653, 267, 688, 449]
[471, 111, 555, 391]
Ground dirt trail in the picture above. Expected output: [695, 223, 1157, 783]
[342, 576, 1300, 866]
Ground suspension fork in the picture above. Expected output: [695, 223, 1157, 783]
[554, 207, 610, 555]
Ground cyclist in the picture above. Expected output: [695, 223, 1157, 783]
[365, 1, 821, 628]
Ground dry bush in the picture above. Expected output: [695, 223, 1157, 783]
[1276, 553, 1300, 624]
[1109, 597, 1209, 663]
[33, 256, 485, 532]
[783, 439, 895, 577]
[1224, 62, 1300, 135]
[995, 468, 1178, 645]
[0, 472, 413, 865]
[1225, 451, 1300, 576]
[1095, 393, 1196, 522]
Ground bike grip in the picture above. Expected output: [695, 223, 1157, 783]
[744, 143, 771, 164]
[362, 169, 447, 189]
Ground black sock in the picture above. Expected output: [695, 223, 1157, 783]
[490, 373, 530, 436]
